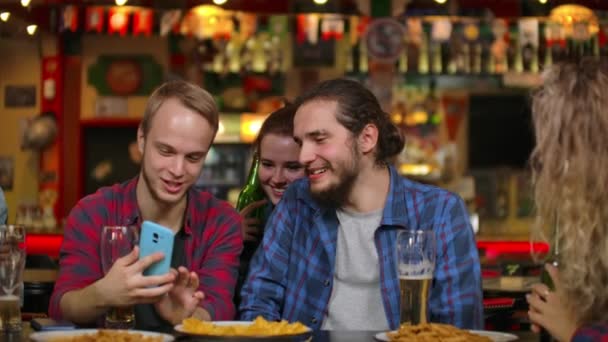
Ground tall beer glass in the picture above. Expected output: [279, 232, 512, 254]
[100, 226, 138, 329]
[396, 230, 436, 325]
[0, 225, 26, 333]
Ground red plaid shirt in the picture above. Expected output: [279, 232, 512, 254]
[49, 177, 243, 322]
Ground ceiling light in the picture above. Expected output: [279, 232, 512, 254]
[213, 0, 228, 5]
[0, 12, 10, 22]
[435, 0, 447, 3]
[539, 0, 548, 3]
[26, 24, 37, 35]
[313, 0, 328, 4]
[115, 0, 128, 6]
[21, 0, 31, 7]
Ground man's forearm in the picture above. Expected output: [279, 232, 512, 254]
[59, 281, 108, 325]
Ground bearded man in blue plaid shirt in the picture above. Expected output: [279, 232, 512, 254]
[239, 78, 483, 331]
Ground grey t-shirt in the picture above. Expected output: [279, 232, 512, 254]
[321, 208, 389, 331]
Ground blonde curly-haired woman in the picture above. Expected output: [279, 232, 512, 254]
[527, 57, 608, 341]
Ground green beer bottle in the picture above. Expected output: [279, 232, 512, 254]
[539, 222, 559, 342]
[236, 154, 266, 221]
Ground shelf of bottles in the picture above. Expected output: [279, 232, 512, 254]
[345, 17, 602, 79]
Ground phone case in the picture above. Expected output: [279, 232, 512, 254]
[31, 318, 76, 331]
[139, 220, 175, 276]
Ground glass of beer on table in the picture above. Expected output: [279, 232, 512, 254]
[396, 229, 436, 325]
[100, 225, 139, 329]
[0, 225, 26, 333]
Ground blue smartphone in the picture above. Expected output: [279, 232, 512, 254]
[139, 220, 175, 276]
[31, 318, 76, 331]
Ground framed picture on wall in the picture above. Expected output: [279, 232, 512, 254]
[80, 120, 141, 197]
[0, 156, 15, 191]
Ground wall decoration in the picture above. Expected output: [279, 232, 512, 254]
[88, 55, 162, 96]
[82, 125, 140, 196]
[0, 156, 14, 191]
[4, 85, 36, 108]
[95, 97, 128, 117]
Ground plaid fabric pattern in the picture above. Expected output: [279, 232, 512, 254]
[239, 166, 483, 330]
[573, 323, 608, 342]
[49, 177, 243, 322]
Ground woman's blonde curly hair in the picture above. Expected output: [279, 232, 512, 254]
[531, 57, 608, 325]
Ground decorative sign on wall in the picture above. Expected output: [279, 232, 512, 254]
[0, 156, 14, 191]
[88, 55, 163, 96]
[4, 85, 36, 108]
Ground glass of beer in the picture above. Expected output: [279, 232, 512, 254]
[0, 225, 26, 333]
[100, 225, 139, 329]
[396, 229, 436, 325]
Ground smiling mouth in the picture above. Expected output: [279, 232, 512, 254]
[307, 168, 328, 176]
[162, 179, 183, 193]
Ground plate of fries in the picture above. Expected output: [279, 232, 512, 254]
[175, 316, 312, 339]
[375, 323, 518, 342]
[29, 329, 174, 342]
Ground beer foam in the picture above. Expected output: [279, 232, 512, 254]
[398, 261, 434, 276]
[0, 295, 18, 301]
[399, 274, 432, 280]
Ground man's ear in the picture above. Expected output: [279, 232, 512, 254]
[137, 125, 145, 154]
[358, 123, 379, 154]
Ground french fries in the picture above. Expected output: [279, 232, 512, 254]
[388, 323, 492, 342]
[181, 316, 309, 336]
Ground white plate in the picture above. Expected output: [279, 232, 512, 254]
[30, 329, 175, 342]
[374, 329, 518, 342]
[175, 320, 312, 338]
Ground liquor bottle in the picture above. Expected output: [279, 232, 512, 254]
[235, 154, 266, 220]
[539, 222, 560, 342]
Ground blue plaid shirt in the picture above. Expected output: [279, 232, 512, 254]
[239, 165, 483, 330]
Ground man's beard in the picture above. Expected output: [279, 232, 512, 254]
[310, 146, 360, 208]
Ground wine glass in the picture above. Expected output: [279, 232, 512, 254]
[100, 225, 139, 329]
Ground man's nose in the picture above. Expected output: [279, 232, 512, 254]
[169, 156, 185, 177]
[299, 143, 315, 166]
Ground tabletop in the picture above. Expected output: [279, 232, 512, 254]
[15, 324, 539, 342]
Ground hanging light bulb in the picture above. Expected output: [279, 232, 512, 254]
[539, 0, 548, 3]
[26, 24, 37, 35]
[21, 0, 31, 7]
[313, 0, 328, 5]
[0, 12, 10, 22]
[213, 0, 228, 5]
[115, 0, 128, 6]
[435, 0, 447, 4]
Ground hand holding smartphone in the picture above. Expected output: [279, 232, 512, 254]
[139, 221, 175, 276]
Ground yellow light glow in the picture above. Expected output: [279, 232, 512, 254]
[115, 0, 128, 6]
[313, 0, 328, 4]
[191, 5, 226, 17]
[550, 4, 598, 35]
[0, 12, 10, 22]
[539, 0, 548, 4]
[240, 113, 270, 143]
[217, 121, 226, 136]
[20, 0, 31, 7]
[399, 163, 433, 176]
[435, 0, 447, 4]
[26, 24, 37, 35]
[213, 0, 228, 5]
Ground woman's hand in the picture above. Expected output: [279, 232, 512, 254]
[239, 199, 268, 242]
[527, 263, 579, 342]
